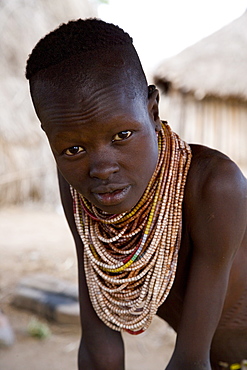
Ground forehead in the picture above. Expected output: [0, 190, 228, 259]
[31, 59, 147, 127]
[33, 77, 143, 120]
[33, 65, 141, 112]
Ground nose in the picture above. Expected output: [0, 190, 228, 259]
[89, 149, 119, 180]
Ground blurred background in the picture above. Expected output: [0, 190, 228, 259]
[0, 1, 246, 369]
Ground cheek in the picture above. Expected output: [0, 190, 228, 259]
[128, 137, 159, 181]
[55, 157, 88, 189]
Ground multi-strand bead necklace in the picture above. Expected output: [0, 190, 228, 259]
[71, 121, 192, 334]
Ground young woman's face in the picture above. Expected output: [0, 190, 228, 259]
[32, 72, 160, 214]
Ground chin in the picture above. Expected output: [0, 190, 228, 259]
[96, 203, 132, 215]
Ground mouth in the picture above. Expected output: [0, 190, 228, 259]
[92, 185, 131, 207]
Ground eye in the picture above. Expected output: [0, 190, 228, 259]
[112, 130, 132, 142]
[63, 146, 85, 156]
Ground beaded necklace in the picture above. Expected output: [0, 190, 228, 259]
[71, 121, 192, 334]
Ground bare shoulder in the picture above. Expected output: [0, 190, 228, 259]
[186, 144, 247, 205]
[184, 144, 247, 256]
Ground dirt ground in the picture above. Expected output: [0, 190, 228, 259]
[0, 205, 176, 370]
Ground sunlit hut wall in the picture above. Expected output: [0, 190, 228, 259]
[0, 0, 96, 206]
[153, 10, 247, 176]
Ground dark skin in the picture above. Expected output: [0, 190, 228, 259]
[30, 61, 247, 370]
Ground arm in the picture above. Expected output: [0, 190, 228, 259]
[166, 158, 247, 370]
[57, 170, 125, 370]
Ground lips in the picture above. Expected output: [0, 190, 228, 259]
[91, 185, 131, 206]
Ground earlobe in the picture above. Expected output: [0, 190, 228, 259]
[147, 85, 161, 131]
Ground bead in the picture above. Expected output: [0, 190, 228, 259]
[70, 122, 192, 334]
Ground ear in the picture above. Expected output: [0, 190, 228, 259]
[147, 85, 161, 132]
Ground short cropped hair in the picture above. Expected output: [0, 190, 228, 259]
[26, 18, 142, 81]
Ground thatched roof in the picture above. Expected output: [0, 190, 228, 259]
[153, 10, 247, 101]
[0, 0, 96, 205]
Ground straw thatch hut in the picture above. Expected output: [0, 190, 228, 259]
[153, 11, 247, 175]
[0, 0, 96, 206]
